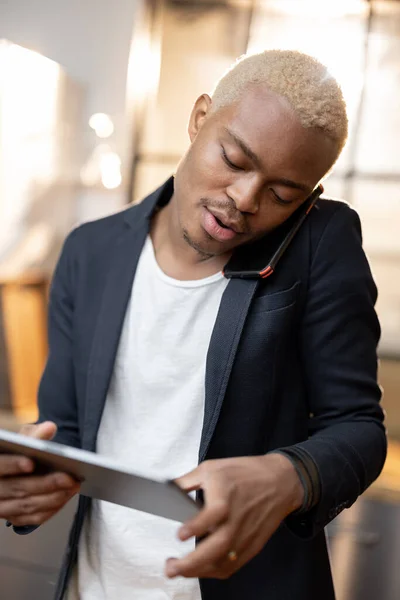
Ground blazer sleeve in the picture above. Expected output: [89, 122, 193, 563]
[284, 203, 387, 538]
[10, 228, 82, 536]
[36, 227, 81, 449]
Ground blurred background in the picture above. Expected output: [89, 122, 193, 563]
[0, 0, 399, 598]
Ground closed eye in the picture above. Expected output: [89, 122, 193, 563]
[270, 189, 294, 206]
[221, 146, 242, 171]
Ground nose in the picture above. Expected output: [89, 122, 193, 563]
[226, 176, 262, 214]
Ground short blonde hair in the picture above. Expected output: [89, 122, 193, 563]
[212, 50, 348, 157]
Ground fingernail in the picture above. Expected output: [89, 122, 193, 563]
[179, 526, 190, 540]
[20, 459, 33, 472]
[166, 558, 180, 577]
[166, 564, 180, 577]
[55, 474, 74, 488]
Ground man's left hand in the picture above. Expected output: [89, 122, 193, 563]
[166, 453, 304, 580]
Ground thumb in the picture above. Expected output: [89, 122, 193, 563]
[175, 465, 204, 492]
[19, 421, 58, 441]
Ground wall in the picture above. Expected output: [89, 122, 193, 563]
[134, 0, 253, 201]
[0, 0, 140, 122]
[0, 0, 146, 235]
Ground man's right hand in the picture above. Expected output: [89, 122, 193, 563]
[0, 421, 80, 527]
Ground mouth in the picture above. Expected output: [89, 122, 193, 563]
[201, 207, 243, 242]
[208, 209, 244, 234]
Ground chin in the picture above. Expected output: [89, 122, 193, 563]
[182, 226, 227, 258]
[182, 227, 212, 255]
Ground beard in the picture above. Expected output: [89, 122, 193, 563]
[182, 227, 215, 261]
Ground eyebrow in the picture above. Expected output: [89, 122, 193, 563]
[223, 127, 311, 194]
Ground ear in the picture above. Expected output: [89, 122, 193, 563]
[188, 94, 212, 142]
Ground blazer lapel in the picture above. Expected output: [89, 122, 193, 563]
[82, 221, 148, 450]
[199, 277, 259, 461]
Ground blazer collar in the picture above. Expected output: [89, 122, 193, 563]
[123, 177, 174, 232]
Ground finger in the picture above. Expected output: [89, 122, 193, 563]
[0, 486, 78, 520]
[205, 518, 279, 581]
[20, 421, 57, 441]
[175, 465, 204, 493]
[210, 544, 259, 580]
[178, 476, 230, 541]
[0, 471, 79, 500]
[167, 528, 268, 581]
[0, 455, 35, 477]
[7, 508, 61, 527]
[166, 522, 235, 579]
[0, 422, 58, 478]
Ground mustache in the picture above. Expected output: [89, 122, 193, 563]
[200, 198, 249, 234]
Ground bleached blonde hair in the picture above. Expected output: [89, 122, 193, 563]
[211, 49, 348, 157]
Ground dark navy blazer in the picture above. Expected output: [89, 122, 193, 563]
[33, 178, 385, 599]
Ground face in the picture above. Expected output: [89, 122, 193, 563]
[172, 85, 338, 259]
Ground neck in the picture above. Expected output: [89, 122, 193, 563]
[150, 197, 230, 280]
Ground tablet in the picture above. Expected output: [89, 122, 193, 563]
[0, 429, 201, 523]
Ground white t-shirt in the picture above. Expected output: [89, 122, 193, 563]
[67, 236, 228, 600]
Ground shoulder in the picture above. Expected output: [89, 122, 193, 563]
[72, 201, 143, 241]
[307, 197, 363, 256]
[310, 196, 360, 229]
[52, 200, 148, 295]
[61, 199, 147, 259]
[304, 197, 375, 300]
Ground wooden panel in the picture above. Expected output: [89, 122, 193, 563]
[369, 440, 400, 503]
[1, 277, 48, 422]
[380, 359, 400, 440]
[0, 292, 12, 411]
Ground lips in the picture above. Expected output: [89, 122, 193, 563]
[208, 209, 244, 234]
[202, 207, 241, 242]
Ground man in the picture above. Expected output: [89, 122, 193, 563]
[0, 50, 386, 599]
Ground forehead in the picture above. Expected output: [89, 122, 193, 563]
[212, 85, 336, 184]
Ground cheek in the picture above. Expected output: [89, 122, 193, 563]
[250, 205, 298, 236]
[188, 142, 228, 188]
